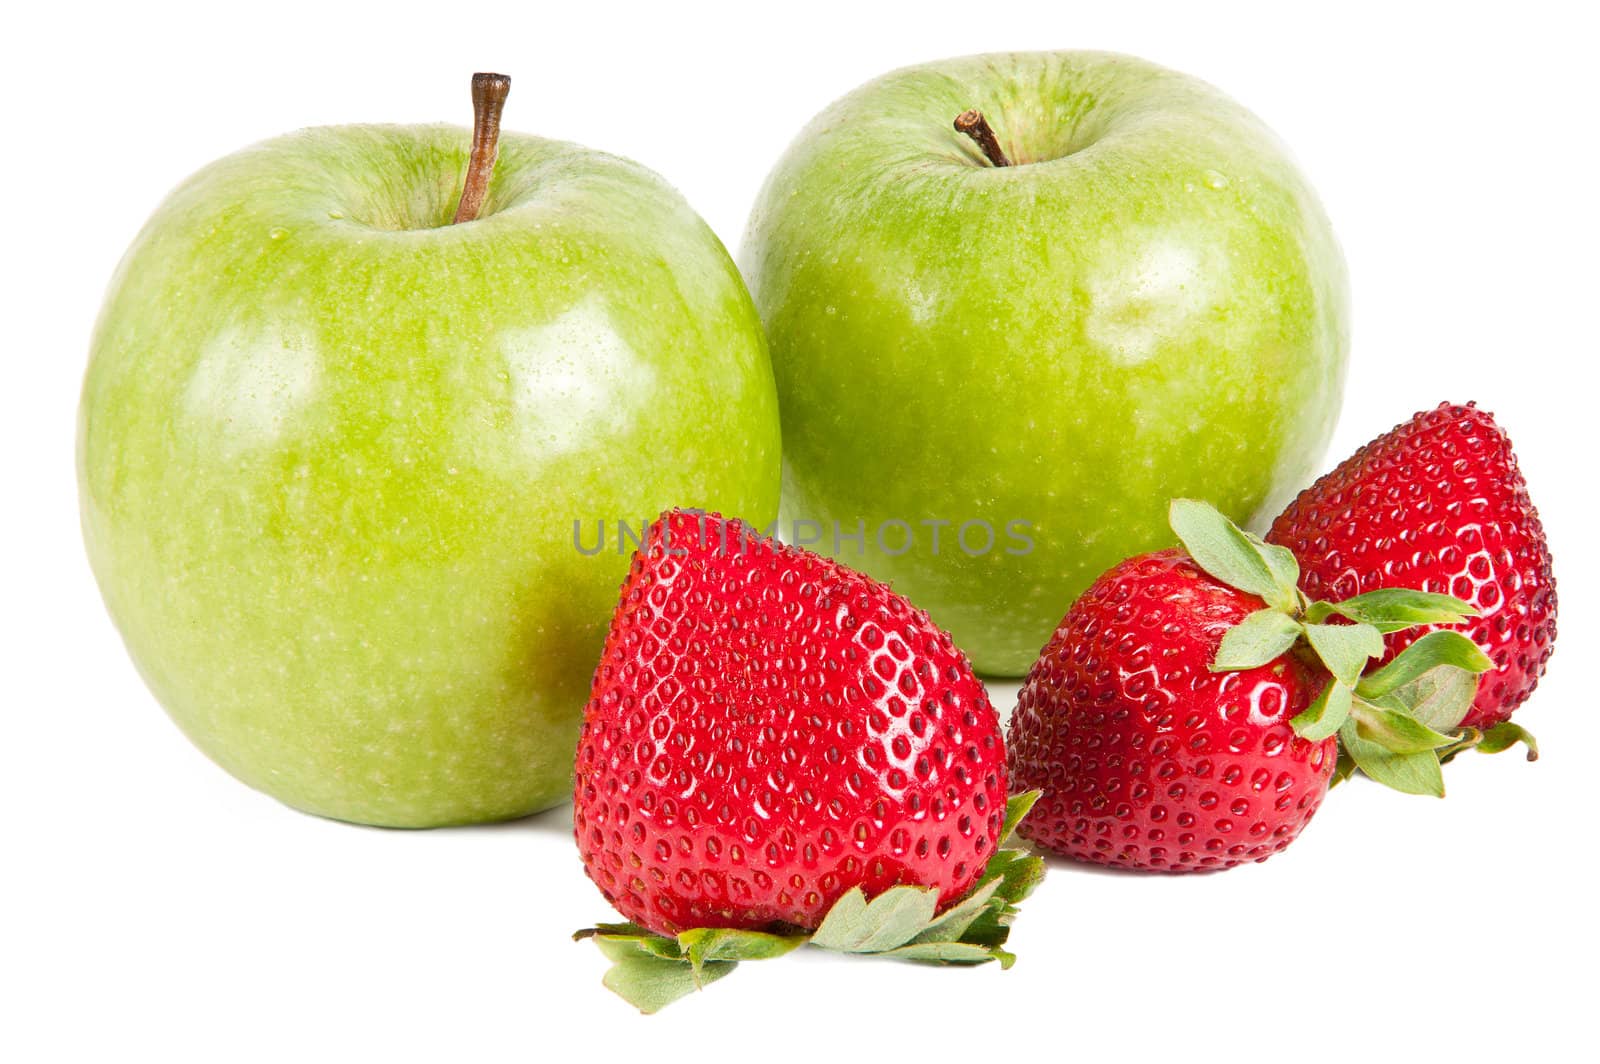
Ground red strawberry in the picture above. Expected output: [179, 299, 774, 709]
[1007, 549, 1336, 872]
[574, 509, 1008, 936]
[1267, 403, 1556, 729]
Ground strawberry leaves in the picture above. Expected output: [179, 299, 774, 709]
[1473, 721, 1540, 760]
[1307, 588, 1479, 633]
[573, 923, 800, 1013]
[1169, 499, 1299, 611]
[1316, 633, 1498, 796]
[1292, 679, 1354, 741]
[1356, 630, 1493, 700]
[1213, 609, 1304, 670]
[1167, 499, 1526, 796]
[1338, 719, 1447, 796]
[575, 791, 1045, 1013]
[1302, 622, 1387, 685]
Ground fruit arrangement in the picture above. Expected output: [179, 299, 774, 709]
[568, 405, 1553, 1006]
[1008, 498, 1501, 869]
[78, 56, 1558, 1014]
[1006, 407, 1552, 873]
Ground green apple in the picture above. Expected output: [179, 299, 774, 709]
[79, 76, 780, 827]
[741, 51, 1349, 676]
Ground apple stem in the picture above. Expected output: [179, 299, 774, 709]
[452, 72, 512, 225]
[954, 110, 1012, 168]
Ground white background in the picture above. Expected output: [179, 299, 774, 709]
[5, 2, 1596, 1060]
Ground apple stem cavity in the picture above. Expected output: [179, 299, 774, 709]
[452, 72, 512, 225]
[954, 109, 1012, 168]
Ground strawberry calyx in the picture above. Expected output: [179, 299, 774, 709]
[1168, 500, 1536, 797]
[574, 791, 1045, 1014]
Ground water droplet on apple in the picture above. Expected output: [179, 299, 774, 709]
[1203, 169, 1229, 190]
[825, 305, 837, 316]
[327, 210, 345, 220]
[268, 227, 289, 241]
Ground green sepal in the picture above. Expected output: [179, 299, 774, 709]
[1312, 588, 1478, 634]
[1290, 678, 1353, 742]
[1376, 665, 1480, 733]
[1350, 700, 1458, 754]
[876, 941, 998, 965]
[938, 801, 1046, 952]
[1169, 499, 1298, 611]
[815, 791, 1044, 956]
[1329, 746, 1359, 788]
[1332, 632, 1493, 788]
[1356, 631, 1492, 700]
[1303, 622, 1387, 686]
[810, 885, 939, 952]
[1476, 721, 1540, 761]
[574, 791, 1045, 1012]
[998, 787, 1040, 844]
[946, 856, 1040, 950]
[1340, 719, 1446, 798]
[1213, 608, 1304, 671]
[1436, 720, 1539, 765]
[600, 948, 736, 1014]
[575, 922, 684, 961]
[678, 927, 807, 973]
[909, 793, 1043, 947]
[1245, 531, 1304, 606]
[574, 920, 657, 940]
[573, 926, 746, 1014]
[1436, 728, 1479, 765]
[910, 876, 1006, 945]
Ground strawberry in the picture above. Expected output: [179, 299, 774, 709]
[573, 510, 1042, 1011]
[1267, 403, 1556, 730]
[1008, 549, 1336, 872]
[1008, 500, 1497, 872]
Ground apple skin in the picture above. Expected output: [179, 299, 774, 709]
[741, 51, 1349, 676]
[79, 125, 780, 827]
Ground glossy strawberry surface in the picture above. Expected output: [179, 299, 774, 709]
[1007, 550, 1335, 872]
[574, 510, 1007, 935]
[1267, 403, 1556, 728]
